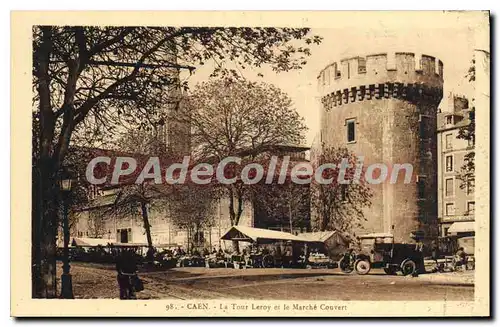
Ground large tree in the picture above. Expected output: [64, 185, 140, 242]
[110, 129, 174, 251]
[168, 184, 219, 252]
[32, 26, 321, 297]
[181, 78, 308, 229]
[310, 146, 373, 238]
[253, 175, 311, 233]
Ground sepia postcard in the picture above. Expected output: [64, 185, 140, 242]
[11, 10, 490, 317]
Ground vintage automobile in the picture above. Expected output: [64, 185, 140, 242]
[339, 233, 425, 276]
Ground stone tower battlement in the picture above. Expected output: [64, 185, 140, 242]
[317, 51, 444, 243]
[317, 52, 444, 102]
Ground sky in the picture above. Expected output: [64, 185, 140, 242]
[182, 12, 488, 146]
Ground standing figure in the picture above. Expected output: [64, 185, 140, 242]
[454, 247, 467, 271]
[430, 240, 442, 272]
[116, 249, 138, 299]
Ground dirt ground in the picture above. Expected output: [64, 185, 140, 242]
[59, 262, 474, 301]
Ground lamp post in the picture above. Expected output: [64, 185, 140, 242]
[58, 170, 74, 299]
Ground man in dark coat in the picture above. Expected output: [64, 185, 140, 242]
[455, 247, 467, 270]
[116, 248, 138, 299]
[430, 240, 442, 272]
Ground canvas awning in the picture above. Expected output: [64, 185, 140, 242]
[298, 231, 345, 243]
[221, 226, 309, 243]
[71, 237, 112, 247]
[70, 237, 148, 247]
[448, 221, 475, 234]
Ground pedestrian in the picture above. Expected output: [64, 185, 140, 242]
[455, 247, 467, 271]
[430, 240, 441, 272]
[116, 248, 138, 299]
[415, 240, 424, 253]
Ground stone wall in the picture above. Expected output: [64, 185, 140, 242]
[317, 52, 443, 242]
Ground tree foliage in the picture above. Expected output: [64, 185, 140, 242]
[32, 25, 321, 297]
[168, 184, 219, 250]
[181, 78, 308, 226]
[456, 59, 476, 191]
[253, 178, 310, 233]
[87, 207, 108, 238]
[310, 146, 373, 237]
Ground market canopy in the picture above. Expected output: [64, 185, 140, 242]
[448, 221, 475, 234]
[298, 231, 347, 243]
[221, 226, 309, 243]
[71, 237, 112, 247]
[70, 237, 149, 247]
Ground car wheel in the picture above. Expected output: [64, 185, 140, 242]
[354, 259, 371, 275]
[401, 259, 417, 276]
[339, 258, 353, 273]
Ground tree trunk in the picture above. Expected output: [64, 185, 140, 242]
[227, 187, 242, 253]
[321, 208, 329, 232]
[228, 187, 236, 225]
[32, 168, 43, 298]
[140, 202, 153, 249]
[34, 166, 59, 298]
[33, 26, 59, 298]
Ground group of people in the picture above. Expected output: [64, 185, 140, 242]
[430, 240, 469, 272]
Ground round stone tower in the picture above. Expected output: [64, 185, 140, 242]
[317, 52, 443, 242]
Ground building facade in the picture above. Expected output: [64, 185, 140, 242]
[68, 144, 311, 251]
[437, 93, 475, 236]
[317, 52, 444, 242]
[70, 193, 254, 251]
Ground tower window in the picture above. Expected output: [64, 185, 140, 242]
[358, 58, 366, 73]
[446, 155, 453, 172]
[334, 63, 341, 79]
[446, 116, 453, 125]
[346, 119, 356, 143]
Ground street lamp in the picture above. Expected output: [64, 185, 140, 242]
[58, 169, 74, 299]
